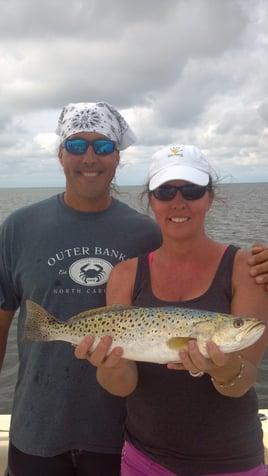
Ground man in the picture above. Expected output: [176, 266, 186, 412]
[0, 102, 161, 476]
[0, 102, 267, 476]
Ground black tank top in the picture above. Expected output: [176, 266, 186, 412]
[125, 245, 264, 475]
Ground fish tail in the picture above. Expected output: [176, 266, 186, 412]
[22, 300, 58, 343]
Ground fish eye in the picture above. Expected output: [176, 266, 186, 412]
[233, 318, 244, 328]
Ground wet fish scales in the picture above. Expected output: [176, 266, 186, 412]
[22, 300, 266, 364]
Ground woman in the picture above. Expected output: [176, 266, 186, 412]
[76, 144, 268, 475]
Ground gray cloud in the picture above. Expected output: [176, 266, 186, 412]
[0, 0, 267, 186]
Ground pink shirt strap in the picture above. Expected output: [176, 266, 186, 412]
[148, 252, 154, 267]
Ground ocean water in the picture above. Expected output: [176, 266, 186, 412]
[0, 183, 267, 413]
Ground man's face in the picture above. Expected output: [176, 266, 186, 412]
[58, 131, 120, 212]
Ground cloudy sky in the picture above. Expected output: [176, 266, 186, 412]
[0, 0, 268, 187]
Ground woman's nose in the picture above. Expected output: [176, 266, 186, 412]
[173, 190, 184, 202]
[171, 190, 185, 205]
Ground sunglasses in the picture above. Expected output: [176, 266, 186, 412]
[62, 138, 117, 156]
[152, 184, 209, 201]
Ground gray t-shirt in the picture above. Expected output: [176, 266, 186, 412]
[0, 194, 162, 457]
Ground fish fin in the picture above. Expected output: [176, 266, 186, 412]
[22, 300, 57, 343]
[167, 337, 191, 350]
[67, 304, 134, 323]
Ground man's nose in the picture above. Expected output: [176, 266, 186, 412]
[82, 145, 98, 163]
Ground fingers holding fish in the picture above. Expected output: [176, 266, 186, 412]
[90, 336, 125, 369]
[186, 339, 229, 371]
[167, 339, 229, 374]
[167, 341, 207, 372]
[205, 341, 230, 367]
[87, 335, 113, 366]
[75, 335, 125, 369]
[75, 335, 95, 361]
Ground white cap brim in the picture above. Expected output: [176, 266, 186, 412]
[149, 165, 209, 191]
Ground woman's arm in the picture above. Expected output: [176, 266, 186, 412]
[75, 334, 138, 397]
[209, 248, 267, 393]
[105, 258, 138, 305]
[169, 249, 268, 397]
[75, 258, 139, 397]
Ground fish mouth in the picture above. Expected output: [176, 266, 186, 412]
[248, 321, 266, 332]
[243, 320, 266, 341]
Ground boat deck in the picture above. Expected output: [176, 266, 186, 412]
[1, 412, 268, 474]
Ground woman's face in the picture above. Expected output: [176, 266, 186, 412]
[149, 180, 214, 241]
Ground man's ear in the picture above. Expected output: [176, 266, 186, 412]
[58, 147, 64, 166]
[115, 151, 120, 167]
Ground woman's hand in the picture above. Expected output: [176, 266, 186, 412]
[75, 335, 138, 397]
[167, 340, 255, 397]
[75, 335, 124, 369]
[167, 340, 229, 374]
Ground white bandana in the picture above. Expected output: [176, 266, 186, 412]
[56, 102, 136, 150]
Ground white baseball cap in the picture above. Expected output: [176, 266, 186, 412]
[148, 144, 210, 191]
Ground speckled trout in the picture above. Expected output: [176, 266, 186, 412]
[23, 300, 266, 364]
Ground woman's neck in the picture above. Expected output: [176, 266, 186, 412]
[149, 238, 227, 302]
[156, 234, 217, 264]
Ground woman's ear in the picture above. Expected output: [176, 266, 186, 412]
[207, 190, 215, 210]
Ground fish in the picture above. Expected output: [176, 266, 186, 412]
[22, 300, 266, 364]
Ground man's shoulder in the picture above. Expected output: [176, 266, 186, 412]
[3, 194, 59, 223]
[114, 199, 152, 221]
[115, 200, 158, 229]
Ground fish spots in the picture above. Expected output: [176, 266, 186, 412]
[23, 300, 266, 364]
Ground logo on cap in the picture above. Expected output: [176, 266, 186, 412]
[169, 146, 184, 157]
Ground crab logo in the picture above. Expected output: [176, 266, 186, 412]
[69, 258, 113, 286]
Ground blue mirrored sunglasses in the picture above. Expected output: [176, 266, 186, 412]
[152, 184, 209, 201]
[62, 138, 117, 156]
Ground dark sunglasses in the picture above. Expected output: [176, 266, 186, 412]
[152, 184, 209, 201]
[62, 138, 117, 156]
